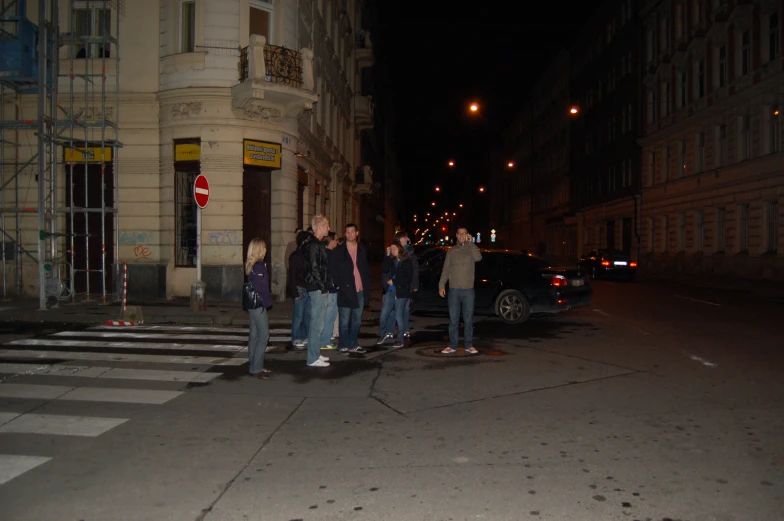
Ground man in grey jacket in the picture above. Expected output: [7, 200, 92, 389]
[438, 227, 482, 354]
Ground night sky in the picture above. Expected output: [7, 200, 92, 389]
[372, 3, 599, 227]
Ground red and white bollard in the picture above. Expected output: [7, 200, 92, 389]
[122, 261, 128, 315]
[105, 261, 143, 326]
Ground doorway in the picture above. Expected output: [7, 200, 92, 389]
[66, 163, 115, 296]
[243, 167, 272, 276]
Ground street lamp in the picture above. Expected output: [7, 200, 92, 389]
[431, 202, 436, 206]
[448, 160, 455, 167]
[507, 161, 515, 168]
[569, 106, 579, 115]
[434, 186, 440, 192]
[459, 203, 463, 208]
[479, 186, 485, 193]
[469, 102, 479, 113]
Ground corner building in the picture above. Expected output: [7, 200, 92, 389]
[0, 0, 380, 302]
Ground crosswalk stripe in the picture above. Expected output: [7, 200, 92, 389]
[0, 413, 128, 436]
[8, 339, 245, 352]
[0, 455, 52, 485]
[0, 349, 247, 366]
[88, 325, 291, 334]
[0, 383, 182, 404]
[0, 363, 220, 383]
[0, 412, 20, 427]
[50, 331, 293, 343]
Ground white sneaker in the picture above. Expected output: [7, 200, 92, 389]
[307, 359, 330, 367]
[319, 355, 329, 362]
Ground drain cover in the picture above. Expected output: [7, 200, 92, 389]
[415, 342, 481, 358]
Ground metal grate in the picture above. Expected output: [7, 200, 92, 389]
[239, 46, 249, 81]
[263, 45, 303, 87]
[175, 169, 198, 267]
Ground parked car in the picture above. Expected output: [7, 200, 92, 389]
[577, 249, 637, 280]
[414, 249, 592, 324]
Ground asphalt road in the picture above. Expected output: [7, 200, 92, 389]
[0, 279, 782, 521]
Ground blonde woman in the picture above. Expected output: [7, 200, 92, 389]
[245, 238, 272, 379]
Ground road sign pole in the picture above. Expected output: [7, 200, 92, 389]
[196, 206, 202, 282]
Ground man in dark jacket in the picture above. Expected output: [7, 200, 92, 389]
[332, 223, 370, 354]
[301, 215, 333, 367]
[287, 230, 312, 348]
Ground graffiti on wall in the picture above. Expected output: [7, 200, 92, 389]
[207, 230, 240, 245]
[119, 231, 154, 245]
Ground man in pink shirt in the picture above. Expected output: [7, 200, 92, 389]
[332, 223, 371, 354]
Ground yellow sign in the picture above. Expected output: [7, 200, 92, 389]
[64, 147, 112, 163]
[175, 143, 201, 161]
[243, 140, 281, 168]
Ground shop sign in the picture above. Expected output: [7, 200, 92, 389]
[175, 143, 201, 161]
[64, 147, 112, 163]
[243, 139, 281, 168]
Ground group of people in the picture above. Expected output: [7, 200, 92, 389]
[242, 215, 482, 377]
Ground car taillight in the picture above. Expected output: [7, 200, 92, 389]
[601, 260, 610, 266]
[630, 262, 637, 267]
[550, 275, 568, 287]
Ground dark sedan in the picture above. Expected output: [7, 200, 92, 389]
[414, 249, 592, 324]
[577, 249, 637, 280]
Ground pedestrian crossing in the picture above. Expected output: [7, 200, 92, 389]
[0, 323, 292, 486]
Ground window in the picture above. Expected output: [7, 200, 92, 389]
[694, 210, 704, 250]
[647, 89, 656, 124]
[737, 204, 749, 252]
[716, 207, 727, 252]
[696, 133, 705, 172]
[661, 81, 670, 117]
[718, 45, 727, 87]
[648, 151, 657, 186]
[663, 145, 670, 180]
[697, 60, 706, 98]
[175, 168, 199, 267]
[769, 106, 781, 153]
[741, 31, 751, 75]
[738, 115, 751, 160]
[678, 213, 686, 251]
[679, 71, 688, 108]
[716, 124, 727, 166]
[627, 102, 633, 131]
[660, 16, 669, 51]
[770, 13, 780, 61]
[678, 139, 687, 177]
[675, 3, 683, 39]
[73, 4, 111, 58]
[646, 28, 655, 62]
[249, 1, 272, 41]
[621, 106, 627, 134]
[181, 1, 195, 53]
[625, 157, 632, 187]
[693, 0, 703, 25]
[661, 215, 669, 252]
[648, 217, 655, 252]
[766, 201, 779, 253]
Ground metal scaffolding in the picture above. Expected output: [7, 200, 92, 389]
[0, 0, 122, 308]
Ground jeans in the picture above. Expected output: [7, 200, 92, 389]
[338, 291, 364, 350]
[447, 288, 475, 348]
[395, 297, 410, 343]
[291, 287, 310, 342]
[319, 292, 338, 348]
[378, 291, 397, 337]
[248, 307, 269, 374]
[307, 290, 328, 364]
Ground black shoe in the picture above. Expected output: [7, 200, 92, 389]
[391, 341, 404, 348]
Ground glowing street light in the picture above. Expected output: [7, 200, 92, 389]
[469, 102, 479, 113]
[569, 106, 580, 115]
[507, 161, 515, 168]
[479, 186, 485, 193]
[431, 202, 436, 206]
[459, 203, 463, 208]
[434, 186, 441, 192]
[448, 160, 455, 167]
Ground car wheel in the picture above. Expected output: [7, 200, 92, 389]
[494, 290, 531, 324]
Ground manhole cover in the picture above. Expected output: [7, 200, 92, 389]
[415, 342, 481, 358]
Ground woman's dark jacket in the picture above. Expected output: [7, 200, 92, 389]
[382, 255, 414, 299]
[250, 261, 273, 309]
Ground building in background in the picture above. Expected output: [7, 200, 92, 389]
[570, 0, 642, 261]
[639, 0, 783, 279]
[0, 0, 384, 304]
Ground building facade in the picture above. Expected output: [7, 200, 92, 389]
[570, 0, 643, 260]
[639, 0, 783, 279]
[499, 50, 573, 256]
[0, 0, 382, 303]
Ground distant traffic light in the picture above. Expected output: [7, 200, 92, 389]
[441, 226, 447, 232]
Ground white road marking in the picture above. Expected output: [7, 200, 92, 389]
[0, 383, 73, 400]
[0, 412, 21, 427]
[89, 325, 291, 334]
[0, 363, 219, 383]
[0, 413, 128, 437]
[0, 349, 247, 366]
[592, 309, 612, 317]
[676, 295, 722, 307]
[0, 455, 52, 485]
[0, 364, 109, 378]
[688, 354, 718, 368]
[95, 368, 220, 383]
[53, 331, 250, 342]
[62, 387, 183, 404]
[8, 339, 245, 353]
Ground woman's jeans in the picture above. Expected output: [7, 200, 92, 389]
[378, 291, 397, 337]
[395, 297, 410, 342]
[291, 287, 310, 342]
[318, 292, 338, 348]
[248, 307, 269, 374]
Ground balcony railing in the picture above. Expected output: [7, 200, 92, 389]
[239, 44, 303, 88]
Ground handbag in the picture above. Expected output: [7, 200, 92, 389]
[242, 271, 264, 311]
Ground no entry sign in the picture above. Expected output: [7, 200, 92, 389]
[194, 174, 209, 208]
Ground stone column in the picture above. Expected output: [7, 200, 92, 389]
[271, 146, 298, 301]
[249, 35, 267, 82]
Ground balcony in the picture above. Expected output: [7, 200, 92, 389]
[232, 35, 318, 118]
[354, 166, 374, 195]
[354, 94, 374, 130]
[356, 30, 374, 69]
